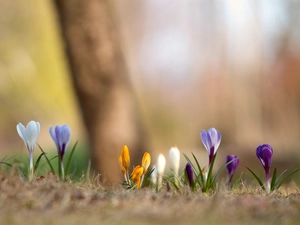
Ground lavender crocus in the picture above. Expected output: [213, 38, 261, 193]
[201, 128, 221, 167]
[226, 155, 239, 187]
[49, 124, 71, 180]
[185, 163, 194, 189]
[256, 144, 273, 191]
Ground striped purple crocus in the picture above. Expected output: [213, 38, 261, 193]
[226, 155, 239, 187]
[49, 124, 71, 180]
[256, 144, 273, 191]
[200, 128, 221, 167]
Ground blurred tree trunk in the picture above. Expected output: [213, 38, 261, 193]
[54, 0, 146, 184]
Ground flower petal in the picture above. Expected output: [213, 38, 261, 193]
[169, 146, 180, 175]
[16, 123, 27, 143]
[157, 153, 166, 176]
[26, 121, 40, 150]
[60, 125, 71, 147]
[200, 130, 212, 153]
[49, 126, 59, 149]
[141, 152, 151, 174]
[208, 128, 221, 154]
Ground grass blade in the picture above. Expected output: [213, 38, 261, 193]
[183, 153, 201, 186]
[33, 152, 45, 173]
[141, 167, 155, 188]
[0, 162, 12, 167]
[276, 168, 300, 189]
[246, 166, 265, 190]
[231, 172, 243, 188]
[275, 169, 287, 184]
[211, 157, 238, 183]
[40, 155, 58, 169]
[192, 152, 204, 185]
[65, 140, 78, 176]
[204, 153, 217, 192]
[38, 144, 55, 173]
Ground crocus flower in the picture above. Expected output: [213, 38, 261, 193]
[49, 124, 71, 180]
[226, 155, 239, 187]
[201, 128, 221, 167]
[169, 146, 180, 176]
[157, 153, 166, 187]
[256, 144, 273, 192]
[119, 145, 131, 181]
[141, 152, 151, 174]
[131, 165, 144, 188]
[118, 154, 126, 175]
[185, 163, 194, 189]
[16, 120, 40, 181]
[121, 145, 130, 171]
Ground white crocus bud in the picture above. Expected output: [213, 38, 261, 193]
[157, 153, 166, 186]
[169, 146, 180, 176]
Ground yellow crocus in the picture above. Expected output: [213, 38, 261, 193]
[131, 165, 144, 188]
[121, 145, 130, 171]
[141, 152, 151, 174]
[118, 154, 126, 174]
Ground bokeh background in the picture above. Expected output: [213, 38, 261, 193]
[1, 0, 300, 180]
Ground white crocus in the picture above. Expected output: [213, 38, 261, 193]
[16, 121, 40, 181]
[169, 146, 180, 176]
[157, 153, 166, 187]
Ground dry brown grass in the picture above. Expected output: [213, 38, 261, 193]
[1, 170, 300, 225]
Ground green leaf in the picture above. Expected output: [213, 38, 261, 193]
[211, 156, 238, 183]
[246, 166, 265, 190]
[231, 172, 243, 188]
[0, 162, 12, 167]
[65, 140, 78, 176]
[141, 167, 155, 188]
[204, 153, 217, 192]
[33, 152, 45, 173]
[192, 152, 204, 185]
[276, 168, 300, 189]
[275, 169, 287, 185]
[183, 153, 201, 187]
[270, 168, 277, 191]
[169, 168, 183, 187]
[38, 144, 55, 174]
[40, 155, 58, 169]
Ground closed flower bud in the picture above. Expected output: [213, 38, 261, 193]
[169, 146, 180, 175]
[141, 152, 151, 174]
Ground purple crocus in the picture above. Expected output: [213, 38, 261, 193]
[49, 124, 71, 180]
[49, 125, 71, 161]
[256, 144, 273, 190]
[201, 128, 221, 167]
[185, 163, 194, 189]
[226, 155, 239, 187]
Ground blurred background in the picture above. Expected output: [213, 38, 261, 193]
[1, 0, 300, 180]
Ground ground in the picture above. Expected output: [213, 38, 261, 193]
[1, 171, 300, 225]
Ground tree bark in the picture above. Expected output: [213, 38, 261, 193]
[54, 0, 146, 184]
